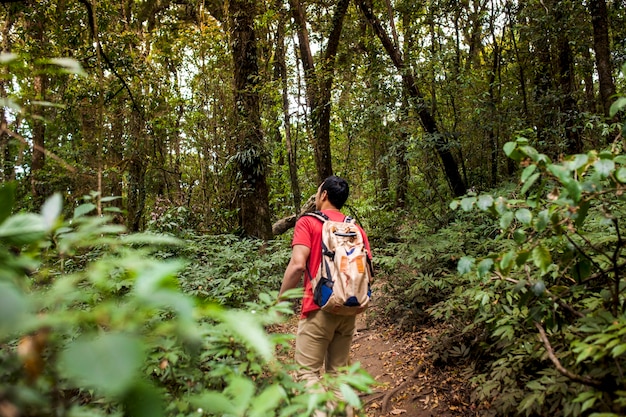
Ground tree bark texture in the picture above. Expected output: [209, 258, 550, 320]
[589, 0, 617, 121]
[229, 0, 273, 240]
[356, 0, 466, 197]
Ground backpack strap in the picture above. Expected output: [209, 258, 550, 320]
[303, 210, 329, 223]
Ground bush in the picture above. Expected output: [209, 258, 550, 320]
[0, 183, 374, 416]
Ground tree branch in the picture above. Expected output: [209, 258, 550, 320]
[534, 321, 604, 389]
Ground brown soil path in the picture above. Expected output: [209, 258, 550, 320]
[352, 313, 476, 417]
[274, 308, 479, 417]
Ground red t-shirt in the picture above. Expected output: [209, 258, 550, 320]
[292, 210, 372, 318]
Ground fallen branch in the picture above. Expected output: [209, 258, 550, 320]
[534, 321, 603, 389]
[272, 194, 316, 236]
[380, 359, 428, 413]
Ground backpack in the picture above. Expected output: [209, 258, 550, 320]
[304, 211, 373, 315]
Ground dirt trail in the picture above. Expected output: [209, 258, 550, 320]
[274, 308, 478, 417]
[352, 313, 475, 417]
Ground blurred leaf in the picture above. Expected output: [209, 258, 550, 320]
[477, 258, 494, 279]
[515, 208, 532, 225]
[191, 391, 237, 415]
[457, 257, 475, 275]
[0, 213, 46, 245]
[521, 165, 537, 182]
[338, 383, 361, 407]
[59, 333, 144, 397]
[460, 197, 476, 212]
[521, 173, 540, 195]
[122, 380, 164, 417]
[249, 385, 286, 417]
[616, 167, 626, 183]
[0, 282, 30, 338]
[48, 57, 87, 76]
[73, 203, 96, 219]
[41, 193, 63, 230]
[594, 159, 615, 178]
[0, 52, 18, 63]
[214, 310, 274, 362]
[532, 245, 552, 273]
[0, 97, 22, 112]
[477, 195, 494, 211]
[500, 211, 514, 230]
[610, 97, 626, 117]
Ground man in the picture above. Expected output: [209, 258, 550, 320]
[278, 175, 372, 416]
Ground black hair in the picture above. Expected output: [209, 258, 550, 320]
[320, 175, 349, 209]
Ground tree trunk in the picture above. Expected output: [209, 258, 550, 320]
[589, 0, 617, 121]
[357, 0, 466, 197]
[229, 0, 273, 240]
[289, 0, 350, 183]
[275, 2, 301, 212]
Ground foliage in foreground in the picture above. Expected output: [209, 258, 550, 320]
[0, 184, 374, 417]
[375, 123, 626, 415]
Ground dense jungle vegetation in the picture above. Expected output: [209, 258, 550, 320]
[2, 0, 626, 416]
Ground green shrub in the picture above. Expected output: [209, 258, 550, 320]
[0, 183, 374, 416]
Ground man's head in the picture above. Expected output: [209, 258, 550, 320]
[316, 175, 349, 210]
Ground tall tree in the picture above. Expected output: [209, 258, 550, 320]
[289, 0, 350, 183]
[589, 0, 617, 121]
[228, 0, 273, 239]
[356, 0, 467, 197]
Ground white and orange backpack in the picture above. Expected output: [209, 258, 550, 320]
[305, 211, 373, 315]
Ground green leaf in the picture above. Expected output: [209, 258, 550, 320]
[569, 154, 590, 172]
[0, 182, 16, 225]
[616, 168, 626, 183]
[515, 208, 532, 225]
[73, 203, 97, 219]
[499, 251, 516, 274]
[0, 213, 46, 245]
[122, 381, 164, 417]
[500, 211, 514, 230]
[59, 333, 144, 397]
[48, 57, 88, 77]
[213, 310, 274, 362]
[449, 200, 459, 210]
[477, 195, 494, 211]
[575, 201, 590, 227]
[503, 141, 517, 157]
[249, 385, 286, 417]
[191, 392, 236, 415]
[534, 210, 549, 232]
[0, 282, 30, 338]
[41, 193, 63, 230]
[594, 159, 615, 178]
[521, 165, 537, 182]
[457, 257, 475, 275]
[338, 383, 361, 407]
[516, 251, 531, 266]
[531, 281, 546, 296]
[460, 197, 476, 212]
[226, 377, 255, 415]
[565, 179, 582, 202]
[520, 146, 540, 161]
[572, 259, 591, 283]
[611, 344, 626, 358]
[521, 173, 540, 195]
[513, 229, 526, 244]
[477, 258, 494, 279]
[610, 97, 626, 117]
[547, 164, 570, 184]
[532, 245, 552, 273]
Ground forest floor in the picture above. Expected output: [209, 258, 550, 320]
[274, 299, 484, 417]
